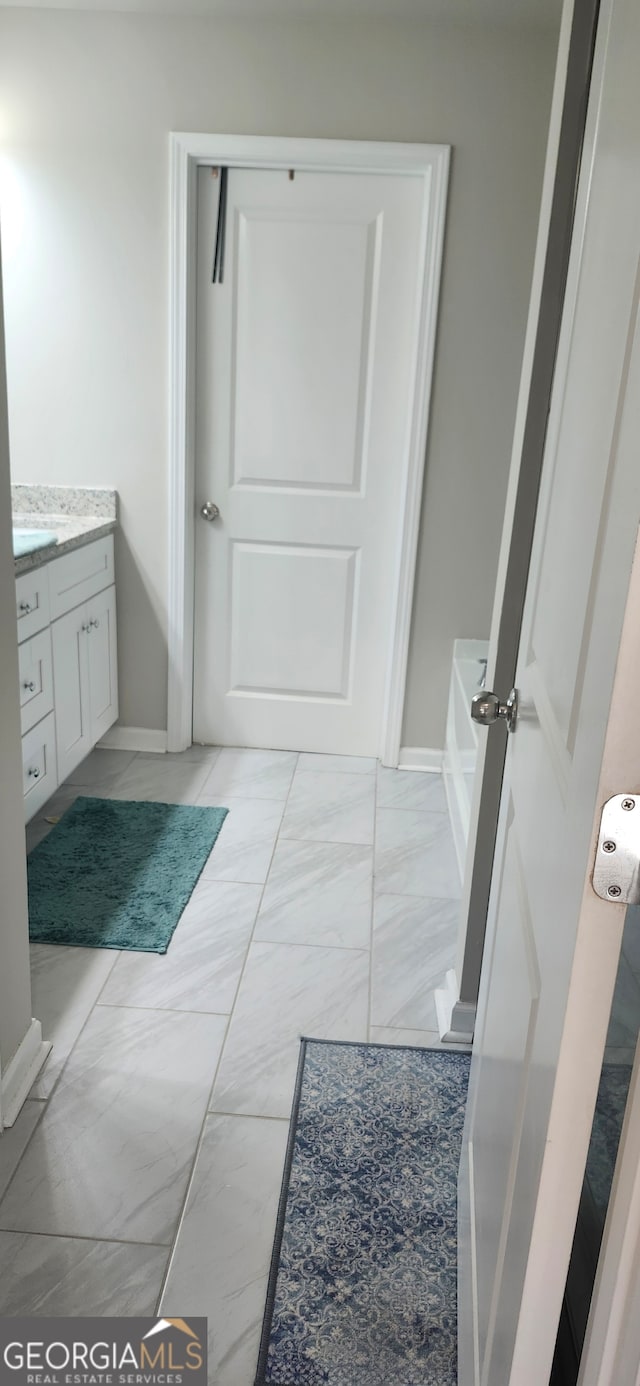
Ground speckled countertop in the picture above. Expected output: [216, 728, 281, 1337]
[12, 485, 118, 576]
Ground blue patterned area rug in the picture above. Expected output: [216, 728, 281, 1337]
[255, 1038, 470, 1386]
[27, 796, 228, 953]
[586, 1061, 634, 1218]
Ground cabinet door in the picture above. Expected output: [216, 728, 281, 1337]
[51, 603, 92, 781]
[87, 585, 118, 744]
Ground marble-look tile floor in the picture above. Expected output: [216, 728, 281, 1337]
[2, 746, 466, 1385]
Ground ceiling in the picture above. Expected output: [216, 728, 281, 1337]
[0, 0, 562, 27]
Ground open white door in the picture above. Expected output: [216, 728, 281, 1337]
[437, 0, 599, 1043]
[458, 0, 640, 1381]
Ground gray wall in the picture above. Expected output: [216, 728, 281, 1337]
[0, 10, 557, 747]
[0, 243, 34, 1084]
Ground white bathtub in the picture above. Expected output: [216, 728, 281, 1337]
[443, 638, 489, 881]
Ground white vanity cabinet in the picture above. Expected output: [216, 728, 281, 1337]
[16, 534, 118, 820]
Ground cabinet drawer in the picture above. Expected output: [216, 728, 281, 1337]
[18, 629, 54, 736]
[22, 711, 58, 822]
[15, 568, 51, 644]
[49, 535, 114, 620]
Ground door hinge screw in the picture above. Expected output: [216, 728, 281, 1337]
[608, 884, 622, 898]
[622, 798, 636, 811]
[602, 840, 616, 853]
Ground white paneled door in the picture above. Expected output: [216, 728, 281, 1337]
[192, 166, 427, 752]
[458, 0, 640, 1382]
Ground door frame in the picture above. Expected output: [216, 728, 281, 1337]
[166, 132, 449, 756]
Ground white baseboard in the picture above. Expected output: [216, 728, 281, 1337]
[102, 732, 440, 766]
[98, 726, 168, 754]
[1, 1020, 52, 1129]
[397, 746, 444, 773]
[435, 969, 475, 1045]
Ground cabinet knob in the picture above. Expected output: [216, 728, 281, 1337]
[19, 601, 32, 615]
[28, 766, 40, 779]
[23, 680, 36, 693]
[90, 618, 100, 629]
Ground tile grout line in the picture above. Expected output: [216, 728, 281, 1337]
[200, 754, 376, 1122]
[96, 1002, 235, 1015]
[154, 752, 301, 1314]
[279, 830, 375, 847]
[370, 1027, 443, 1039]
[0, 1226, 173, 1251]
[0, 1100, 50, 1208]
[371, 887, 462, 903]
[371, 770, 456, 1041]
[152, 1030, 234, 1315]
[211, 752, 300, 1045]
[204, 1109, 290, 1123]
[221, 753, 375, 1031]
[238, 937, 368, 954]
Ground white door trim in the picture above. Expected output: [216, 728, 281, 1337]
[0, 1018, 51, 1129]
[167, 133, 449, 757]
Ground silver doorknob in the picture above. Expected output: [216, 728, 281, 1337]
[200, 501, 220, 522]
[471, 687, 518, 734]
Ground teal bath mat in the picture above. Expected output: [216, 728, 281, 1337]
[27, 796, 228, 953]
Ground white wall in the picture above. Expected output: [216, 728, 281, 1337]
[0, 241, 35, 1095]
[0, 10, 557, 747]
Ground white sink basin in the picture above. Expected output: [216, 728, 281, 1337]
[13, 527, 59, 559]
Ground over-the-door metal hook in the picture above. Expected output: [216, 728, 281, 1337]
[212, 166, 228, 284]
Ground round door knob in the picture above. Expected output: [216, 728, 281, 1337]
[471, 687, 518, 733]
[200, 501, 220, 522]
[471, 690, 502, 725]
